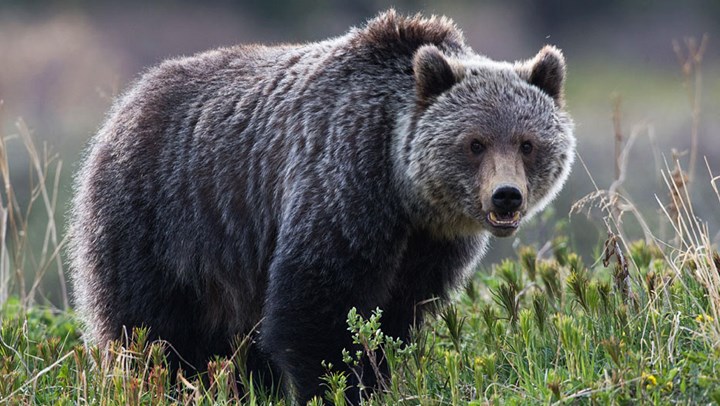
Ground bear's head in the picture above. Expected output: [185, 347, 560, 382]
[404, 45, 575, 238]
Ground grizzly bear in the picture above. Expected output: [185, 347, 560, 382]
[69, 9, 575, 404]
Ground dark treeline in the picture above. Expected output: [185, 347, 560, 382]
[3, 0, 719, 33]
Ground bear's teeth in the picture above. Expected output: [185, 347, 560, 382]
[488, 212, 521, 224]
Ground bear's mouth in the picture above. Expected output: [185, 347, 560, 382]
[486, 211, 521, 229]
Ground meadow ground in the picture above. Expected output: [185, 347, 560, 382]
[2, 229, 720, 404]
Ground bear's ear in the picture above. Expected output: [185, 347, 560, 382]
[516, 45, 566, 107]
[413, 45, 459, 107]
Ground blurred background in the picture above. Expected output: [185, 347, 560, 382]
[0, 0, 718, 307]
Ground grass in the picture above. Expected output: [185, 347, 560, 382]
[1, 38, 719, 405]
[1, 231, 720, 404]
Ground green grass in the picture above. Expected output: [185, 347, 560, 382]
[2, 234, 720, 404]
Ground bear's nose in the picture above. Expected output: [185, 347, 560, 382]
[491, 186, 523, 213]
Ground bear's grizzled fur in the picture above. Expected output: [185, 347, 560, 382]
[69, 9, 575, 403]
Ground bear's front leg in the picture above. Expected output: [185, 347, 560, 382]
[261, 256, 384, 405]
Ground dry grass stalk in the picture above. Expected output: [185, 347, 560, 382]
[603, 233, 631, 303]
[572, 38, 716, 324]
[578, 150, 720, 345]
[672, 35, 708, 187]
[657, 160, 720, 344]
[612, 94, 623, 181]
[0, 105, 67, 310]
[667, 150, 689, 235]
[16, 118, 68, 309]
[572, 117, 655, 246]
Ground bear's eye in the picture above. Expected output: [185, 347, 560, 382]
[520, 141, 533, 155]
[470, 139, 485, 155]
